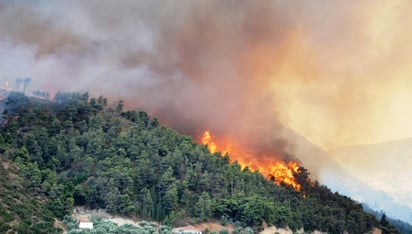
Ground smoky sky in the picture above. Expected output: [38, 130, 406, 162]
[2, 0, 412, 155]
[0, 1, 303, 145]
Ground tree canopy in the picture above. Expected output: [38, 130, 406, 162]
[0, 92, 397, 233]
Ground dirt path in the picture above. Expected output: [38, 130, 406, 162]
[73, 206, 141, 227]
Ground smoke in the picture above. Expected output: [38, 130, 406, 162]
[2, 0, 412, 164]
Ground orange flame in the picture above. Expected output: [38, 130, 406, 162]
[201, 130, 301, 190]
[201, 131, 217, 153]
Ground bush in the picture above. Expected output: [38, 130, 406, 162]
[220, 215, 229, 225]
[3, 212, 14, 223]
[219, 228, 229, 234]
[244, 227, 254, 234]
[0, 222, 11, 232]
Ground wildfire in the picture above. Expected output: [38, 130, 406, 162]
[201, 131, 217, 153]
[201, 130, 302, 191]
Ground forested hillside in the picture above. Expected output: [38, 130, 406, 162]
[0, 156, 62, 233]
[362, 204, 412, 234]
[0, 91, 398, 233]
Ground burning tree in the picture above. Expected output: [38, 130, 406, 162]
[200, 130, 309, 191]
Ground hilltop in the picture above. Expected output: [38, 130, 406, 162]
[0, 91, 399, 233]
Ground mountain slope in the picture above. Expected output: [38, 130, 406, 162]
[329, 139, 412, 224]
[0, 91, 391, 233]
[0, 157, 62, 233]
[277, 126, 412, 227]
[363, 204, 412, 234]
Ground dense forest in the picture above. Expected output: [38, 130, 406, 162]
[0, 91, 400, 233]
[0, 151, 62, 233]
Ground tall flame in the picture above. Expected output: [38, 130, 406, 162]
[201, 130, 302, 191]
[201, 131, 217, 154]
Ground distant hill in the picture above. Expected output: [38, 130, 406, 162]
[275, 123, 412, 228]
[0, 91, 396, 233]
[362, 204, 412, 234]
[328, 139, 412, 224]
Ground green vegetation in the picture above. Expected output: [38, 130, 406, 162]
[0, 156, 62, 233]
[363, 204, 411, 234]
[64, 216, 172, 234]
[0, 91, 399, 233]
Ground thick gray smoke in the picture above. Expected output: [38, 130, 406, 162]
[2, 0, 410, 170]
[0, 0, 312, 157]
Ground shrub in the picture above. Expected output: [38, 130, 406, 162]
[219, 228, 229, 234]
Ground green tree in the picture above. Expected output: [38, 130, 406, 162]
[194, 192, 216, 221]
[380, 213, 400, 234]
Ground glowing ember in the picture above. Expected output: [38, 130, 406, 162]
[201, 130, 302, 190]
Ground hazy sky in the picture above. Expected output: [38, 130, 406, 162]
[2, 0, 412, 150]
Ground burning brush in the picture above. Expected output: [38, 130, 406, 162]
[200, 130, 303, 191]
